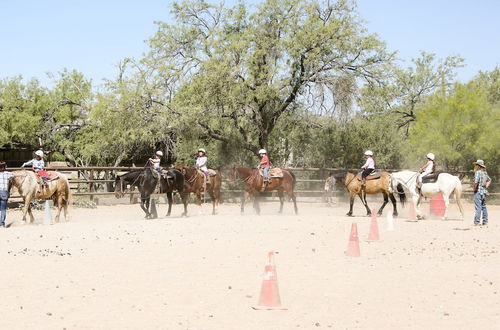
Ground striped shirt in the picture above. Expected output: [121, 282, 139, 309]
[0, 171, 13, 191]
[474, 170, 491, 195]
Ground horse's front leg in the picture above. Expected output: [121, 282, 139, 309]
[359, 192, 371, 216]
[240, 190, 249, 215]
[166, 192, 173, 217]
[140, 198, 151, 218]
[253, 193, 261, 215]
[346, 193, 355, 216]
[442, 194, 450, 220]
[416, 195, 424, 220]
[181, 192, 188, 217]
[278, 190, 284, 214]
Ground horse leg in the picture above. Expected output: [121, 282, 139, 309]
[209, 189, 217, 215]
[359, 192, 371, 216]
[378, 192, 389, 216]
[389, 193, 398, 217]
[55, 195, 63, 223]
[140, 198, 150, 218]
[346, 193, 355, 216]
[291, 192, 298, 215]
[442, 194, 450, 220]
[240, 191, 249, 215]
[253, 195, 261, 215]
[166, 192, 173, 217]
[416, 195, 424, 220]
[181, 192, 188, 217]
[278, 190, 284, 214]
[150, 199, 158, 219]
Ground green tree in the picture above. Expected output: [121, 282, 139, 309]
[409, 82, 499, 171]
[146, 0, 392, 158]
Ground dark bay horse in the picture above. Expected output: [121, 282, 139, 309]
[337, 171, 397, 217]
[114, 168, 188, 218]
[229, 167, 297, 215]
[174, 164, 222, 215]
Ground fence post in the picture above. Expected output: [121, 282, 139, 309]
[89, 169, 94, 202]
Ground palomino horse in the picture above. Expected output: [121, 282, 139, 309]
[229, 167, 297, 215]
[114, 167, 188, 218]
[11, 170, 71, 224]
[389, 170, 464, 220]
[337, 171, 397, 217]
[174, 164, 222, 215]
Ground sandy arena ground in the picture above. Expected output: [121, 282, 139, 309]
[0, 199, 498, 330]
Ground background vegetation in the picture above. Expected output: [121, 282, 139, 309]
[0, 0, 498, 176]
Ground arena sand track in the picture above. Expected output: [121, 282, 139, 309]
[0, 200, 498, 329]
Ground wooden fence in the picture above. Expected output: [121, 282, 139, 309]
[5, 166, 492, 203]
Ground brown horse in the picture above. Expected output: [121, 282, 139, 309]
[338, 171, 397, 217]
[174, 164, 222, 215]
[10, 170, 71, 224]
[229, 167, 297, 215]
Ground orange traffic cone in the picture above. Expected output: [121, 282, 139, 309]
[367, 209, 380, 241]
[252, 251, 286, 310]
[408, 201, 417, 221]
[345, 223, 360, 257]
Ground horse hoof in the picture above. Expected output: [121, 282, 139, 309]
[346, 213, 353, 217]
[393, 213, 398, 217]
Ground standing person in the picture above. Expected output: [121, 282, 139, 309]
[360, 150, 375, 189]
[0, 161, 23, 228]
[473, 159, 491, 226]
[417, 153, 436, 189]
[258, 149, 270, 184]
[196, 148, 209, 177]
[21, 150, 49, 184]
[148, 151, 164, 175]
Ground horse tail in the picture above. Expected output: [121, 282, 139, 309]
[453, 176, 464, 217]
[396, 183, 406, 207]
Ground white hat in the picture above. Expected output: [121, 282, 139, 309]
[259, 149, 267, 154]
[156, 151, 163, 156]
[364, 150, 373, 156]
[426, 153, 435, 161]
[474, 159, 486, 168]
[35, 150, 44, 158]
[198, 148, 206, 153]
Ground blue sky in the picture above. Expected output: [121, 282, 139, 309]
[0, 0, 498, 86]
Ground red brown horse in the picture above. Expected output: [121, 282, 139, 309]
[229, 167, 297, 215]
[174, 164, 222, 215]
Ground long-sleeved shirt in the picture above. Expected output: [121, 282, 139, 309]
[22, 158, 45, 171]
[196, 156, 208, 168]
[361, 157, 375, 169]
[149, 157, 161, 168]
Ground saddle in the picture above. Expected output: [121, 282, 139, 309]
[421, 172, 440, 184]
[356, 171, 381, 181]
[259, 167, 283, 178]
[197, 169, 217, 177]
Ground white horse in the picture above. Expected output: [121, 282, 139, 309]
[389, 170, 464, 220]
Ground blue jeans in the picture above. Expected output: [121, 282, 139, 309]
[263, 167, 269, 180]
[0, 190, 9, 227]
[474, 193, 488, 225]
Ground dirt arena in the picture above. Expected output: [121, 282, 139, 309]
[0, 199, 498, 329]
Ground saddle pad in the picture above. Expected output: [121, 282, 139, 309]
[422, 173, 440, 184]
[259, 168, 284, 178]
[197, 169, 217, 177]
[356, 171, 381, 180]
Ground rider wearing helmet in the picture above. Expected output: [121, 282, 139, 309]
[196, 148, 209, 177]
[417, 153, 436, 188]
[259, 149, 270, 184]
[149, 151, 164, 175]
[361, 150, 375, 189]
[21, 150, 49, 184]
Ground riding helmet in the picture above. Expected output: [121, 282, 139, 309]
[426, 153, 435, 160]
[364, 150, 373, 156]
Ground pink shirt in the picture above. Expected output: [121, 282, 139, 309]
[196, 156, 208, 168]
[362, 157, 375, 169]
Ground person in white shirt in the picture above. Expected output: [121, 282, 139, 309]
[417, 153, 436, 188]
[148, 151, 164, 175]
[196, 148, 209, 177]
[21, 150, 49, 184]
